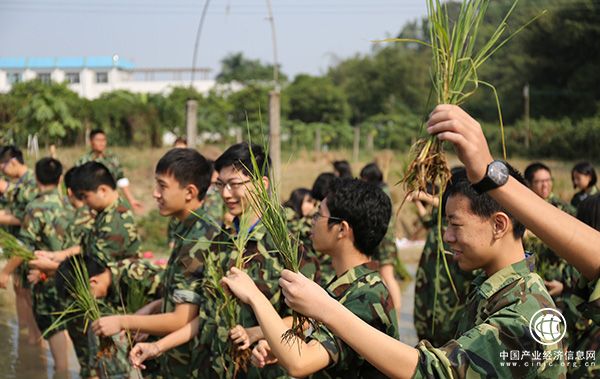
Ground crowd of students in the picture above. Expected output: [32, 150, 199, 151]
[0, 104, 598, 379]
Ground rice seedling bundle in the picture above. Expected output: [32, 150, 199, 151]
[0, 228, 35, 261]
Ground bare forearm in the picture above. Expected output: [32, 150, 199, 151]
[380, 264, 402, 313]
[155, 317, 201, 352]
[320, 298, 418, 379]
[491, 177, 600, 280]
[121, 309, 197, 336]
[0, 213, 20, 226]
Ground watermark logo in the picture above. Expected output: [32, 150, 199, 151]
[529, 308, 566, 345]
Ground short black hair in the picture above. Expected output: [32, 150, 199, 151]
[214, 142, 270, 177]
[311, 172, 336, 201]
[89, 129, 105, 140]
[155, 148, 212, 200]
[445, 164, 526, 240]
[284, 188, 311, 217]
[572, 161, 597, 189]
[55, 255, 108, 299]
[577, 194, 600, 231]
[524, 162, 551, 186]
[441, 166, 468, 217]
[35, 157, 62, 185]
[75, 161, 116, 194]
[0, 145, 24, 164]
[333, 160, 353, 179]
[173, 137, 188, 147]
[360, 163, 383, 185]
[326, 178, 391, 257]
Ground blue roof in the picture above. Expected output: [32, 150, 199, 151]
[0, 56, 135, 70]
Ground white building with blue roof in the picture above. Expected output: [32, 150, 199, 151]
[0, 55, 216, 99]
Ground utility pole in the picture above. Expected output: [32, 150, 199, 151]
[266, 0, 281, 187]
[187, 0, 211, 148]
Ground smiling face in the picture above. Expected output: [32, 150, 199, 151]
[153, 172, 193, 219]
[216, 165, 262, 218]
[444, 194, 496, 273]
[530, 169, 553, 200]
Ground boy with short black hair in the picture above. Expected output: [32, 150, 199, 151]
[91, 148, 220, 378]
[76, 129, 143, 213]
[8, 157, 71, 372]
[222, 177, 398, 378]
[0, 145, 41, 343]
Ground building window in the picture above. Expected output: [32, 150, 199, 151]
[7, 72, 20, 84]
[66, 72, 80, 84]
[96, 72, 108, 83]
[38, 73, 51, 84]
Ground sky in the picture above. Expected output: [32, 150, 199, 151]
[0, 0, 428, 78]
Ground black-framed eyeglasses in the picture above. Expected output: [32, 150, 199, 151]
[312, 212, 344, 223]
[214, 180, 251, 192]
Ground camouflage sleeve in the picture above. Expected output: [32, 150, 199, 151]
[18, 207, 40, 250]
[413, 321, 562, 378]
[307, 282, 398, 373]
[109, 155, 125, 181]
[171, 237, 212, 307]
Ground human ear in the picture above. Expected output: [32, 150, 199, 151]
[185, 184, 199, 201]
[492, 212, 510, 239]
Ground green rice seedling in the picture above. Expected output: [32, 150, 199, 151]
[202, 211, 257, 377]
[381, 0, 544, 333]
[0, 228, 35, 261]
[244, 144, 317, 351]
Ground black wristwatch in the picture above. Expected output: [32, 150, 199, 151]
[471, 160, 510, 194]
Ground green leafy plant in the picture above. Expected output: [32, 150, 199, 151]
[0, 228, 35, 261]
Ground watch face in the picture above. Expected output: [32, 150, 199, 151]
[488, 161, 509, 185]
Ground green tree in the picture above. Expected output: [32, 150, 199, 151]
[216, 52, 287, 84]
[10, 81, 82, 145]
[285, 74, 349, 124]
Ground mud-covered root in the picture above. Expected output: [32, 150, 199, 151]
[281, 315, 320, 354]
[400, 137, 451, 204]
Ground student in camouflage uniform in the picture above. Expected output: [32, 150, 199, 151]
[360, 162, 403, 322]
[57, 255, 164, 379]
[279, 166, 566, 378]
[222, 178, 398, 378]
[413, 169, 477, 345]
[310, 172, 337, 283]
[129, 143, 316, 378]
[570, 161, 598, 208]
[9, 158, 71, 373]
[523, 162, 575, 307]
[559, 194, 600, 378]
[93, 148, 220, 379]
[0, 145, 41, 343]
[75, 129, 143, 213]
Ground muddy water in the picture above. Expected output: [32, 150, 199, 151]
[0, 288, 80, 379]
[0, 263, 419, 378]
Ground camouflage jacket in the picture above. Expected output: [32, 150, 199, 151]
[204, 220, 289, 378]
[4, 169, 38, 229]
[19, 188, 72, 335]
[81, 196, 141, 265]
[105, 258, 164, 313]
[562, 268, 600, 378]
[76, 150, 125, 181]
[413, 255, 566, 379]
[414, 215, 476, 346]
[66, 204, 95, 247]
[308, 261, 399, 379]
[159, 206, 220, 379]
